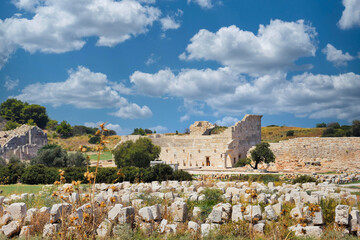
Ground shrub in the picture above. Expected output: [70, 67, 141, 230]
[353, 120, 360, 137]
[88, 135, 101, 144]
[327, 122, 340, 129]
[320, 198, 337, 225]
[122, 166, 142, 183]
[286, 130, 294, 136]
[0, 157, 6, 167]
[5, 120, 20, 130]
[21, 165, 58, 184]
[0, 163, 25, 184]
[322, 127, 336, 137]
[32, 144, 69, 167]
[113, 138, 160, 168]
[173, 170, 193, 181]
[56, 120, 73, 138]
[8, 156, 21, 164]
[316, 123, 326, 128]
[151, 164, 174, 181]
[292, 175, 317, 184]
[234, 158, 251, 167]
[197, 188, 224, 220]
[96, 168, 118, 183]
[63, 167, 87, 183]
[68, 152, 87, 167]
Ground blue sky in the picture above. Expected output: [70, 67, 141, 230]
[0, 0, 359, 135]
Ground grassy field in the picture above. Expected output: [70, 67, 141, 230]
[88, 151, 113, 161]
[0, 184, 44, 196]
[261, 126, 324, 143]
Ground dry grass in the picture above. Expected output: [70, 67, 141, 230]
[261, 126, 324, 143]
[48, 133, 121, 151]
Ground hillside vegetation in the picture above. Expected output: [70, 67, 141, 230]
[261, 126, 324, 143]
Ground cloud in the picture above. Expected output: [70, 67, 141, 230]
[84, 122, 131, 135]
[215, 116, 239, 126]
[15, 66, 152, 119]
[0, 0, 161, 68]
[129, 66, 360, 120]
[149, 125, 168, 133]
[180, 20, 317, 75]
[187, 0, 213, 9]
[338, 0, 360, 29]
[4, 76, 19, 90]
[160, 16, 180, 31]
[130, 67, 241, 99]
[145, 53, 160, 65]
[180, 114, 190, 122]
[322, 44, 354, 66]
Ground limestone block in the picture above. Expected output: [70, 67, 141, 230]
[40, 207, 50, 214]
[150, 204, 162, 221]
[118, 207, 135, 224]
[244, 205, 262, 222]
[96, 219, 111, 238]
[232, 204, 244, 222]
[139, 207, 154, 222]
[201, 223, 219, 237]
[165, 224, 177, 234]
[253, 222, 265, 234]
[335, 205, 350, 225]
[132, 199, 144, 209]
[121, 194, 131, 204]
[24, 208, 38, 225]
[193, 207, 201, 219]
[19, 225, 33, 237]
[50, 203, 72, 223]
[108, 204, 124, 221]
[350, 210, 360, 232]
[42, 223, 61, 237]
[207, 208, 222, 223]
[1, 220, 21, 238]
[290, 207, 303, 219]
[171, 201, 188, 222]
[7, 202, 27, 221]
[140, 222, 154, 235]
[188, 221, 199, 232]
[264, 205, 277, 221]
[159, 219, 167, 233]
[0, 213, 12, 225]
[303, 206, 324, 225]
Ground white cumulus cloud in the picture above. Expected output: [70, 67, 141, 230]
[160, 16, 180, 31]
[14, 66, 152, 119]
[0, 0, 161, 68]
[149, 125, 168, 133]
[187, 0, 213, 9]
[215, 116, 239, 126]
[338, 0, 360, 29]
[4, 76, 19, 90]
[180, 20, 317, 75]
[322, 44, 354, 66]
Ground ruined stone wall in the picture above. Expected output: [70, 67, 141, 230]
[0, 125, 47, 161]
[149, 114, 262, 169]
[265, 137, 360, 173]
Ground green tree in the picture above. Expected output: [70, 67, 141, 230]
[0, 98, 25, 123]
[21, 104, 49, 129]
[32, 144, 69, 167]
[249, 142, 275, 169]
[132, 128, 146, 136]
[286, 130, 294, 136]
[68, 152, 87, 167]
[5, 120, 20, 130]
[56, 120, 73, 138]
[113, 138, 160, 168]
[352, 120, 360, 137]
[46, 120, 59, 130]
[316, 123, 326, 128]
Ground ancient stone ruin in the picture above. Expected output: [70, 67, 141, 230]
[0, 125, 47, 161]
[120, 115, 262, 169]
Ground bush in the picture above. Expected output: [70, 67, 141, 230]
[113, 138, 160, 168]
[68, 152, 87, 167]
[173, 170, 192, 181]
[322, 127, 336, 137]
[316, 123, 326, 128]
[9, 156, 21, 164]
[197, 188, 224, 220]
[327, 122, 340, 129]
[63, 167, 87, 183]
[96, 168, 118, 183]
[5, 120, 20, 130]
[234, 158, 251, 167]
[88, 135, 101, 144]
[21, 165, 58, 184]
[0, 157, 6, 167]
[353, 120, 360, 137]
[0, 163, 25, 184]
[292, 175, 317, 184]
[56, 120, 73, 138]
[286, 130, 294, 136]
[320, 198, 337, 225]
[32, 144, 69, 167]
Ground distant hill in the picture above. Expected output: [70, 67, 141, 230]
[47, 132, 121, 151]
[261, 126, 324, 143]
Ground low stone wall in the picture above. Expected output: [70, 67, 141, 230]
[265, 137, 360, 173]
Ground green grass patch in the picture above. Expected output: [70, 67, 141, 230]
[0, 184, 44, 197]
[88, 151, 113, 161]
